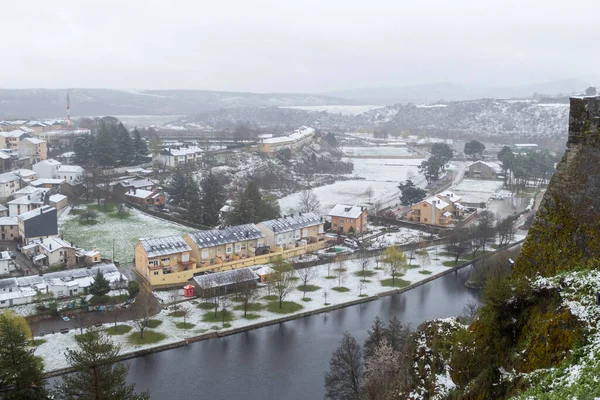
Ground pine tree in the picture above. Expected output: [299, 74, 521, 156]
[74, 135, 97, 167]
[133, 129, 149, 163]
[117, 123, 134, 166]
[53, 328, 149, 400]
[187, 185, 203, 225]
[259, 194, 281, 221]
[363, 316, 387, 359]
[243, 181, 262, 222]
[168, 167, 189, 207]
[200, 171, 225, 226]
[386, 316, 410, 352]
[96, 121, 119, 167]
[0, 311, 47, 399]
[89, 271, 111, 297]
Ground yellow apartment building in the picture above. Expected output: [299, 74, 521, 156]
[183, 223, 266, 270]
[406, 196, 453, 226]
[134, 236, 197, 288]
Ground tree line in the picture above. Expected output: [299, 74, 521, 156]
[168, 167, 280, 227]
[74, 120, 149, 168]
[497, 146, 558, 194]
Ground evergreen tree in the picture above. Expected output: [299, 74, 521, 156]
[53, 328, 149, 400]
[0, 311, 47, 399]
[363, 316, 387, 359]
[200, 171, 225, 226]
[187, 185, 203, 225]
[243, 181, 262, 222]
[132, 129, 149, 163]
[385, 316, 410, 352]
[89, 271, 110, 297]
[168, 167, 190, 207]
[96, 121, 119, 167]
[259, 194, 281, 221]
[398, 180, 427, 206]
[117, 123, 134, 166]
[73, 136, 97, 167]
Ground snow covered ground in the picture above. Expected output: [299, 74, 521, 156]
[451, 179, 504, 203]
[58, 206, 195, 264]
[342, 146, 417, 157]
[279, 105, 383, 115]
[33, 235, 526, 373]
[279, 157, 425, 214]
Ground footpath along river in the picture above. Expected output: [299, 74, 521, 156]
[124, 267, 480, 400]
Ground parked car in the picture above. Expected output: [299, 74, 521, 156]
[490, 193, 504, 200]
[8, 251, 15, 259]
[16, 244, 21, 252]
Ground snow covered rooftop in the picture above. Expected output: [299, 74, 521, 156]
[57, 165, 83, 173]
[167, 146, 203, 156]
[468, 160, 503, 174]
[38, 237, 74, 253]
[125, 189, 160, 199]
[0, 172, 20, 184]
[259, 127, 315, 145]
[423, 196, 450, 210]
[139, 236, 192, 258]
[437, 191, 462, 202]
[115, 178, 155, 189]
[8, 190, 45, 205]
[23, 137, 45, 145]
[187, 224, 264, 248]
[35, 159, 62, 167]
[328, 205, 365, 219]
[193, 268, 258, 289]
[49, 194, 67, 203]
[30, 179, 65, 186]
[18, 205, 55, 221]
[14, 186, 49, 197]
[0, 264, 119, 289]
[1, 129, 29, 138]
[260, 212, 321, 234]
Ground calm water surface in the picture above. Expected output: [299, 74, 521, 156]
[125, 268, 480, 400]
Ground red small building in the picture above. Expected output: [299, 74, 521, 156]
[183, 284, 195, 297]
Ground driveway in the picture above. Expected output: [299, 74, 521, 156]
[0, 240, 39, 276]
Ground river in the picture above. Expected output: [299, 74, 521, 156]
[124, 267, 480, 400]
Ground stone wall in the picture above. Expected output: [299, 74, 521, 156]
[515, 96, 600, 276]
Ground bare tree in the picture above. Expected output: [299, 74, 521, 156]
[220, 297, 229, 327]
[238, 281, 259, 317]
[357, 253, 371, 281]
[371, 200, 383, 216]
[417, 247, 430, 271]
[335, 267, 347, 289]
[358, 280, 366, 297]
[209, 287, 222, 319]
[497, 215, 518, 246]
[72, 313, 88, 334]
[297, 189, 321, 213]
[472, 210, 496, 258]
[323, 289, 330, 305]
[109, 305, 121, 331]
[444, 229, 471, 264]
[271, 257, 296, 308]
[133, 293, 152, 338]
[297, 266, 317, 299]
[117, 203, 127, 217]
[324, 332, 364, 400]
[363, 186, 374, 203]
[180, 304, 190, 324]
[460, 300, 479, 324]
[168, 290, 181, 309]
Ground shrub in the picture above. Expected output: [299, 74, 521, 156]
[128, 281, 140, 298]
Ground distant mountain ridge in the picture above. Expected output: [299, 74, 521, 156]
[0, 88, 354, 119]
[324, 79, 590, 105]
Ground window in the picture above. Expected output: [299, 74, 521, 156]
[161, 257, 170, 262]
[339, 219, 344, 223]
[148, 260, 159, 266]
[234, 244, 241, 252]
[226, 246, 232, 254]
[153, 271, 159, 276]
[201, 250, 209, 258]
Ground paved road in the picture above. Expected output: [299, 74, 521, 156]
[0, 240, 39, 276]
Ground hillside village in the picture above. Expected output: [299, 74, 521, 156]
[0, 113, 550, 376]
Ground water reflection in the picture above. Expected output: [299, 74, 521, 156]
[125, 270, 479, 400]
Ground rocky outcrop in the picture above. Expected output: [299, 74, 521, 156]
[516, 96, 600, 276]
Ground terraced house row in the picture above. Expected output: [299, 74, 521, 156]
[134, 212, 326, 288]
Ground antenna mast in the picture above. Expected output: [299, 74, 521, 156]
[66, 92, 72, 129]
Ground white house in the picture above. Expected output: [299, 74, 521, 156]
[8, 189, 46, 216]
[0, 251, 13, 276]
[56, 165, 84, 183]
[12, 169, 37, 182]
[0, 172, 21, 200]
[32, 159, 62, 179]
[158, 146, 203, 167]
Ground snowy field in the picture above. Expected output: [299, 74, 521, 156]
[342, 146, 417, 157]
[279, 158, 425, 214]
[451, 179, 504, 203]
[279, 105, 382, 115]
[59, 206, 195, 264]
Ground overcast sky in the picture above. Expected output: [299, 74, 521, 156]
[1, 0, 598, 93]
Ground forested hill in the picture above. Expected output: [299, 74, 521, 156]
[0, 88, 352, 119]
[183, 98, 570, 141]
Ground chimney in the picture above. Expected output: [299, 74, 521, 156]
[49, 243, 52, 250]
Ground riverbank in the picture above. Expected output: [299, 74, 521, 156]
[38, 237, 525, 378]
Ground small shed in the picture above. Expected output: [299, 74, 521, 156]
[192, 268, 258, 297]
[183, 284, 195, 297]
[253, 265, 275, 283]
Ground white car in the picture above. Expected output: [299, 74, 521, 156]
[490, 193, 504, 200]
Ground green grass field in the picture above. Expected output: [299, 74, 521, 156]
[380, 278, 411, 288]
